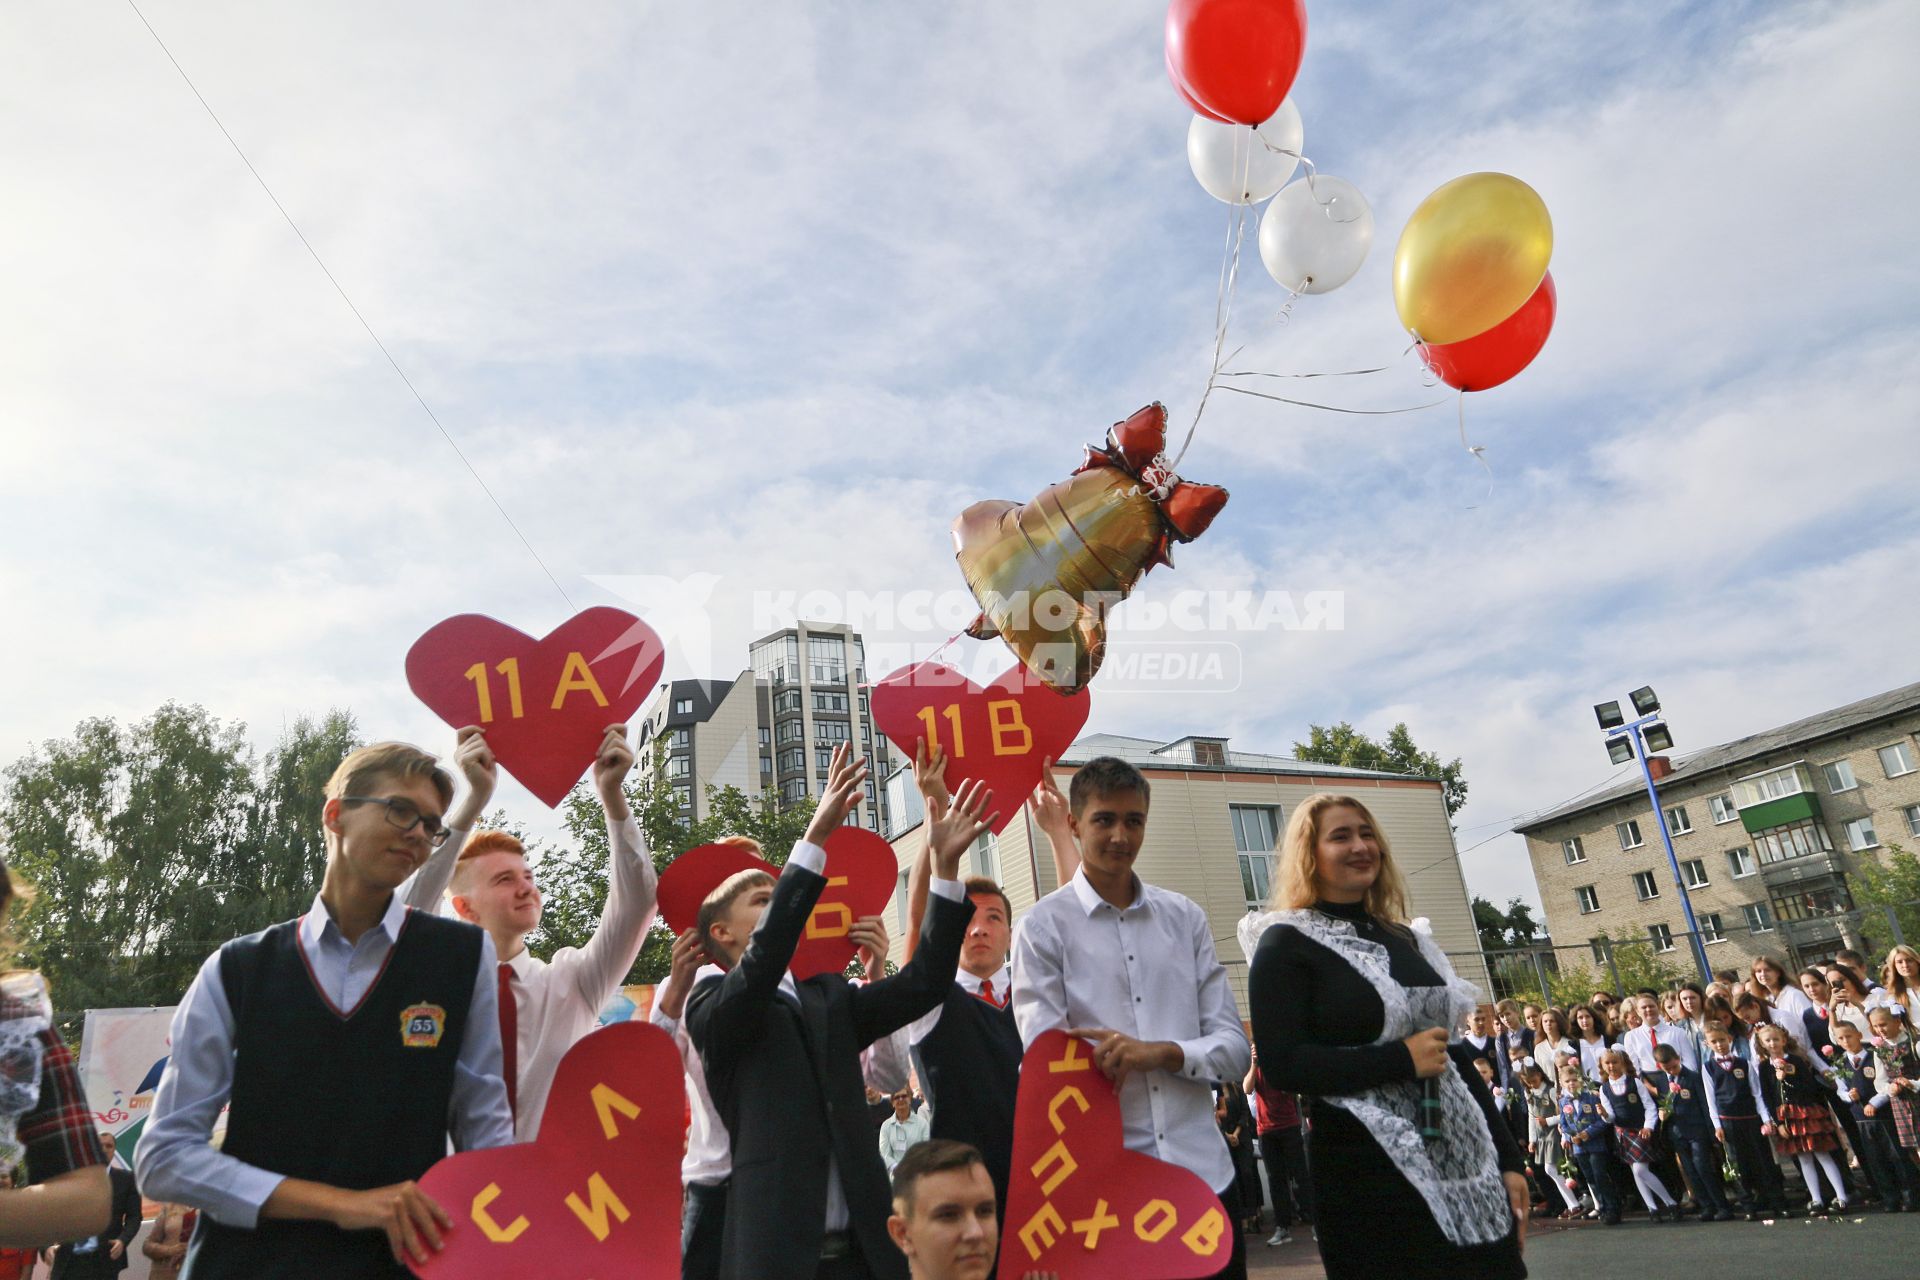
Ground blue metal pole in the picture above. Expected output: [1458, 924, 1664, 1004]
[1617, 718, 1712, 982]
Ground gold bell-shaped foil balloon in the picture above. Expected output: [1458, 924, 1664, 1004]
[953, 404, 1229, 693]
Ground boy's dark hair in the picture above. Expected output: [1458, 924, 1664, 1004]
[1652, 1044, 1680, 1064]
[1069, 757, 1150, 816]
[890, 1139, 986, 1213]
[964, 877, 1012, 922]
[1634, 987, 1660, 1001]
[1712, 969, 1740, 986]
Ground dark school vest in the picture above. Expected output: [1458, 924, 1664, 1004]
[912, 982, 1023, 1202]
[1605, 1078, 1647, 1130]
[184, 910, 482, 1280]
[1705, 1056, 1757, 1119]
[1657, 1071, 1712, 1136]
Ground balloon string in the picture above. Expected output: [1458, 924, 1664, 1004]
[1216, 365, 1398, 380]
[1214, 384, 1450, 415]
[1458, 388, 1493, 508]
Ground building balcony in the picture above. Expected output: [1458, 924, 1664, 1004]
[1758, 849, 1847, 887]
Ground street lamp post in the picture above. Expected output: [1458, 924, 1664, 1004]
[1595, 688, 1712, 983]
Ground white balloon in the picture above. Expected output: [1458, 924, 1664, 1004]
[1257, 176, 1374, 294]
[1185, 100, 1303, 205]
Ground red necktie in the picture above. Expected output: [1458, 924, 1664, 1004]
[976, 978, 1004, 1009]
[497, 963, 519, 1125]
[1648, 1026, 1659, 1066]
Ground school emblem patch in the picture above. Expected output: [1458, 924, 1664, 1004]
[1733, 1068, 1746, 1079]
[401, 1003, 447, 1049]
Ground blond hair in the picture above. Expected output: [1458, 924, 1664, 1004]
[325, 742, 453, 808]
[697, 869, 776, 964]
[1883, 945, 1920, 1003]
[1268, 794, 1409, 922]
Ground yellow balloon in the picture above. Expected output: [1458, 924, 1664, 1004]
[1393, 172, 1552, 345]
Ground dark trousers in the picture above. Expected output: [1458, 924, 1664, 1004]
[1669, 1132, 1730, 1212]
[1259, 1128, 1314, 1228]
[1720, 1115, 1786, 1211]
[1857, 1119, 1920, 1205]
[681, 1179, 727, 1280]
[1208, 1178, 1249, 1280]
[1573, 1150, 1619, 1218]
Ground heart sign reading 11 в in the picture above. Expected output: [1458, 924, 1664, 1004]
[655, 825, 898, 980]
[409, 1021, 684, 1279]
[999, 1030, 1228, 1280]
[869, 662, 1090, 835]
[405, 608, 665, 807]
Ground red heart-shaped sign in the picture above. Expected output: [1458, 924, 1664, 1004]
[998, 1030, 1229, 1279]
[656, 826, 897, 980]
[405, 608, 665, 808]
[409, 1022, 684, 1279]
[869, 663, 1090, 835]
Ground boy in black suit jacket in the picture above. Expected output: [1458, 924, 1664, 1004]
[1651, 1044, 1733, 1219]
[688, 747, 995, 1280]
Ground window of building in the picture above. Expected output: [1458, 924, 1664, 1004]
[816, 722, 852, 743]
[774, 689, 802, 714]
[1753, 819, 1832, 864]
[1821, 760, 1858, 793]
[1881, 741, 1917, 778]
[668, 727, 689, 748]
[1665, 806, 1692, 836]
[1771, 881, 1854, 923]
[759, 727, 771, 746]
[667, 756, 691, 779]
[776, 720, 805, 744]
[1709, 794, 1739, 825]
[778, 747, 804, 772]
[815, 747, 835, 775]
[1700, 913, 1726, 944]
[896, 868, 910, 932]
[1845, 816, 1879, 851]
[1648, 924, 1675, 953]
[1632, 870, 1659, 901]
[813, 691, 848, 713]
[1726, 846, 1756, 879]
[674, 699, 693, 715]
[1576, 885, 1600, 914]
[1732, 765, 1813, 808]
[1743, 902, 1774, 933]
[1905, 805, 1920, 839]
[1192, 740, 1227, 766]
[673, 783, 691, 809]
[1682, 858, 1709, 889]
[1562, 837, 1586, 865]
[780, 778, 807, 804]
[1588, 938, 1607, 965]
[972, 831, 998, 881]
[1617, 819, 1644, 850]
[761, 756, 772, 777]
[1230, 805, 1280, 852]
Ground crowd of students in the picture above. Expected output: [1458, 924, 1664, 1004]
[1461, 955, 1920, 1227]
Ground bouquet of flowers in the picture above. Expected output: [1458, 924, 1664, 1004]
[1655, 1087, 1677, 1124]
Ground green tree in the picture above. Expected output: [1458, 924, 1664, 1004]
[1472, 895, 1545, 953]
[526, 744, 819, 985]
[1, 705, 361, 1035]
[1851, 842, 1920, 950]
[1487, 930, 1691, 1010]
[1292, 721, 1469, 818]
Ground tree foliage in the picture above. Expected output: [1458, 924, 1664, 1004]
[0, 704, 360, 1035]
[1472, 895, 1546, 953]
[525, 743, 819, 986]
[1850, 842, 1920, 954]
[1484, 929, 1692, 1010]
[1292, 721, 1469, 818]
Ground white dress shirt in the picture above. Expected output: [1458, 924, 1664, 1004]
[134, 891, 513, 1228]
[1010, 867, 1250, 1195]
[1623, 1021, 1700, 1075]
[498, 814, 658, 1139]
[1573, 1036, 1612, 1080]
[878, 1108, 931, 1171]
[1770, 985, 1817, 1052]
[651, 964, 733, 1187]
[1530, 1036, 1579, 1075]
[903, 961, 1012, 1047]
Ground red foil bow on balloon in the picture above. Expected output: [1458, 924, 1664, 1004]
[953, 404, 1228, 694]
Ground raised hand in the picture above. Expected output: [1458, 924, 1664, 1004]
[848, 915, 891, 977]
[446, 725, 498, 828]
[913, 736, 951, 819]
[1028, 756, 1070, 836]
[803, 743, 870, 847]
[927, 778, 998, 881]
[592, 723, 636, 818]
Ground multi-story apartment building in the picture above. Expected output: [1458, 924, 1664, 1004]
[883, 731, 1487, 1009]
[636, 622, 896, 831]
[1516, 681, 1920, 975]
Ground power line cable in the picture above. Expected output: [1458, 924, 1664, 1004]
[123, 0, 575, 611]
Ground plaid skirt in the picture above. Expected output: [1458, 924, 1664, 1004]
[1890, 1096, 1919, 1150]
[1771, 1101, 1839, 1155]
[1614, 1125, 1654, 1163]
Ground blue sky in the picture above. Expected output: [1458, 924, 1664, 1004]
[1, 0, 1913, 916]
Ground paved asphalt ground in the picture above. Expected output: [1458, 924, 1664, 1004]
[1244, 1208, 1920, 1278]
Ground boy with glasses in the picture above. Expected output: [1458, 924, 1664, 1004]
[137, 739, 513, 1277]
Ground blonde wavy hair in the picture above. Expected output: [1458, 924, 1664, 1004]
[1268, 793, 1409, 923]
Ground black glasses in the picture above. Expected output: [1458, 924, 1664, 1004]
[342, 795, 451, 847]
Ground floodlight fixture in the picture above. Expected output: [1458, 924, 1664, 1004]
[1630, 685, 1661, 717]
[1595, 700, 1625, 731]
[1608, 737, 1636, 765]
[1644, 722, 1675, 753]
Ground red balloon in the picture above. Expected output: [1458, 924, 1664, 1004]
[1164, 41, 1231, 122]
[1165, 0, 1308, 126]
[1420, 271, 1557, 392]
